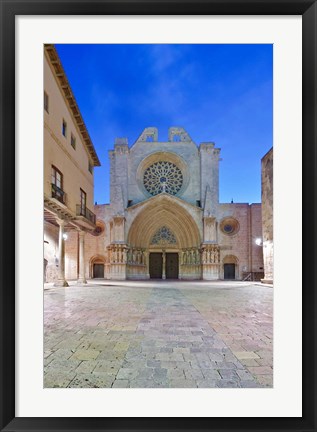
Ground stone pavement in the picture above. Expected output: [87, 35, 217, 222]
[44, 280, 273, 388]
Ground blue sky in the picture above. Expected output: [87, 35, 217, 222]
[55, 44, 272, 205]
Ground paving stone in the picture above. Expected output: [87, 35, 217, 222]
[49, 349, 74, 360]
[184, 368, 204, 380]
[167, 368, 185, 379]
[218, 369, 240, 381]
[196, 379, 217, 388]
[239, 358, 259, 367]
[114, 342, 130, 351]
[129, 379, 156, 388]
[247, 366, 273, 375]
[235, 369, 254, 381]
[68, 373, 114, 388]
[169, 379, 197, 388]
[202, 369, 221, 380]
[239, 380, 261, 388]
[147, 360, 161, 368]
[44, 371, 76, 388]
[216, 380, 240, 388]
[75, 361, 98, 373]
[45, 358, 81, 373]
[112, 379, 130, 388]
[233, 351, 260, 360]
[255, 375, 273, 387]
[94, 360, 122, 373]
[70, 349, 101, 361]
[153, 368, 168, 378]
[44, 281, 272, 389]
[255, 358, 273, 366]
[116, 368, 139, 380]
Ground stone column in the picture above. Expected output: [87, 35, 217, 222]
[54, 219, 68, 287]
[77, 230, 87, 284]
[162, 250, 166, 280]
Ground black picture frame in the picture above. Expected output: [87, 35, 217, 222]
[0, 0, 316, 431]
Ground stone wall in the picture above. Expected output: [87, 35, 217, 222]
[44, 221, 59, 282]
[261, 148, 273, 283]
[217, 203, 263, 279]
[63, 204, 112, 281]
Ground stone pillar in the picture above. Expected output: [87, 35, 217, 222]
[201, 244, 220, 280]
[77, 230, 87, 284]
[162, 250, 166, 280]
[54, 219, 68, 287]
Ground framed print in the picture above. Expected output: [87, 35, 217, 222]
[1, 0, 316, 431]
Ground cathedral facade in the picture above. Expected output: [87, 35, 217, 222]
[63, 127, 264, 281]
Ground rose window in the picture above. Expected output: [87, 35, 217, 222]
[143, 161, 183, 196]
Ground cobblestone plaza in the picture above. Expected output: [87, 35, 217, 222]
[44, 281, 273, 388]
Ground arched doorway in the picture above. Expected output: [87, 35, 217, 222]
[223, 255, 239, 280]
[90, 255, 106, 279]
[149, 226, 179, 279]
[127, 194, 201, 280]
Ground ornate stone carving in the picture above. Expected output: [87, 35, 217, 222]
[126, 247, 146, 266]
[168, 127, 192, 142]
[151, 226, 177, 245]
[201, 244, 220, 264]
[107, 244, 128, 264]
[180, 248, 201, 266]
[138, 127, 158, 142]
[143, 161, 183, 196]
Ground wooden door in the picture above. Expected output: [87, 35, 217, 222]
[166, 253, 179, 279]
[93, 263, 104, 278]
[224, 263, 235, 280]
[149, 253, 162, 279]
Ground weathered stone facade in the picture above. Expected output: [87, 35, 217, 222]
[261, 148, 273, 283]
[61, 127, 264, 281]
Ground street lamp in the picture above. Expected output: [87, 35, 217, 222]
[255, 238, 262, 246]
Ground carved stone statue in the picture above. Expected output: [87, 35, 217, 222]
[136, 250, 141, 264]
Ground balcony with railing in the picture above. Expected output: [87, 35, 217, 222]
[76, 205, 96, 225]
[51, 183, 66, 205]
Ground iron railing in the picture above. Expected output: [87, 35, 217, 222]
[242, 272, 265, 282]
[51, 183, 66, 204]
[76, 204, 96, 224]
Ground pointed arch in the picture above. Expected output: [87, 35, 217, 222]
[127, 195, 201, 248]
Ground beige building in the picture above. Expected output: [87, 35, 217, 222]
[261, 148, 273, 284]
[44, 44, 100, 285]
[61, 127, 264, 282]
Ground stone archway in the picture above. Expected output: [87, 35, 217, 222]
[127, 194, 201, 280]
[222, 255, 239, 280]
[90, 255, 106, 279]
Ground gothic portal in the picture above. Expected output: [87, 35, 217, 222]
[91, 127, 264, 281]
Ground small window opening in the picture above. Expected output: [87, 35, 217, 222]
[71, 134, 76, 149]
[62, 119, 67, 137]
[44, 91, 49, 113]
